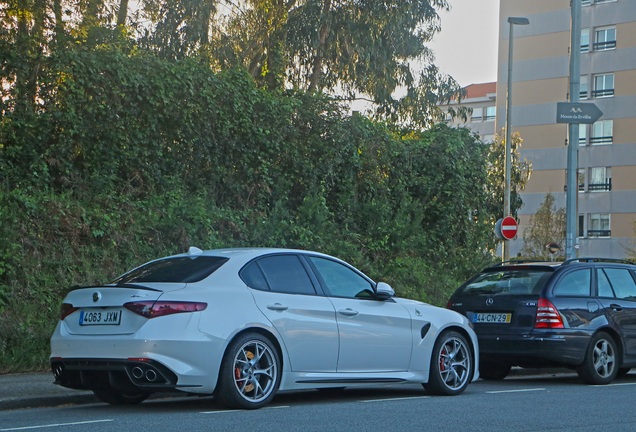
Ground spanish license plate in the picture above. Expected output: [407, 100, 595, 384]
[79, 309, 122, 326]
[473, 313, 511, 324]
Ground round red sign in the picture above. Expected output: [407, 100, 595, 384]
[501, 216, 518, 240]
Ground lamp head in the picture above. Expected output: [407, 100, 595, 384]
[508, 17, 530, 25]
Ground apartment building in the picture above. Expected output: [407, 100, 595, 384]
[497, 0, 636, 258]
[443, 82, 498, 142]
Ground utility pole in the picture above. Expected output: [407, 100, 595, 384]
[503, 16, 529, 261]
[565, 0, 581, 259]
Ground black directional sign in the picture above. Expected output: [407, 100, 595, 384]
[556, 102, 603, 124]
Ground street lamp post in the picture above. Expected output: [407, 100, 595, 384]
[503, 16, 529, 262]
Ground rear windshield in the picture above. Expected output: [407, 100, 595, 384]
[112, 256, 228, 284]
[458, 268, 553, 296]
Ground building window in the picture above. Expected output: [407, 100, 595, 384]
[579, 214, 585, 237]
[578, 124, 587, 145]
[594, 27, 616, 51]
[581, 28, 590, 53]
[470, 107, 483, 122]
[580, 75, 588, 99]
[592, 73, 614, 98]
[589, 167, 612, 192]
[578, 169, 586, 192]
[591, 120, 613, 144]
[588, 213, 610, 238]
[485, 106, 496, 121]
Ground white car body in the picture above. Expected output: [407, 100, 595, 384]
[51, 248, 479, 408]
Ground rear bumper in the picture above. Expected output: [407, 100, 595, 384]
[478, 331, 591, 367]
[51, 358, 182, 393]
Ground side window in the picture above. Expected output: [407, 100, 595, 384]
[597, 269, 615, 298]
[604, 268, 636, 300]
[240, 261, 269, 291]
[308, 257, 374, 299]
[244, 255, 316, 295]
[553, 269, 591, 297]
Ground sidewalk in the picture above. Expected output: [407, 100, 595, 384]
[0, 372, 96, 410]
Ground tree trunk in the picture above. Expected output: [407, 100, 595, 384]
[117, 0, 129, 28]
[308, 0, 332, 92]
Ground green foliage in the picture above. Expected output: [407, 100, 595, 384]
[485, 130, 532, 219]
[521, 193, 566, 260]
[0, 40, 498, 372]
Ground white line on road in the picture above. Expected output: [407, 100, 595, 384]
[362, 396, 430, 403]
[0, 419, 113, 431]
[200, 405, 290, 414]
[591, 382, 636, 387]
[486, 388, 546, 394]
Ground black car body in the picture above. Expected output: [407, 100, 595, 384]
[447, 258, 636, 384]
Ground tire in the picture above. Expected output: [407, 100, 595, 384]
[576, 332, 618, 385]
[93, 388, 150, 405]
[423, 330, 472, 396]
[214, 333, 281, 409]
[479, 361, 512, 381]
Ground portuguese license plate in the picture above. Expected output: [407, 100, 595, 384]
[473, 313, 511, 324]
[79, 309, 122, 326]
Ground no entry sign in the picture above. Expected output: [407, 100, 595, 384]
[500, 216, 518, 240]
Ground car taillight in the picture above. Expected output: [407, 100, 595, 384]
[60, 303, 78, 320]
[124, 301, 207, 319]
[534, 298, 564, 329]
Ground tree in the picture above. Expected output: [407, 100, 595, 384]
[485, 129, 532, 220]
[213, 0, 460, 127]
[520, 193, 566, 260]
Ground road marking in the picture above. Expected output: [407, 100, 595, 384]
[486, 388, 546, 394]
[591, 382, 636, 388]
[0, 419, 113, 431]
[201, 405, 289, 414]
[362, 396, 430, 403]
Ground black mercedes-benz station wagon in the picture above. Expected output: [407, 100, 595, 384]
[447, 258, 636, 385]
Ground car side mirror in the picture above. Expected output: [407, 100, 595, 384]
[375, 282, 395, 300]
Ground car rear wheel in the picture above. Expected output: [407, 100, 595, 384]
[214, 333, 281, 409]
[479, 360, 512, 380]
[576, 332, 618, 385]
[93, 388, 150, 405]
[423, 330, 472, 396]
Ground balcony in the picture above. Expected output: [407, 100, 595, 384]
[587, 229, 611, 238]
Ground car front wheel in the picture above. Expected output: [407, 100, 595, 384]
[576, 332, 618, 385]
[479, 360, 512, 380]
[423, 330, 472, 396]
[214, 333, 281, 409]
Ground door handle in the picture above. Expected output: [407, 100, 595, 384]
[338, 308, 359, 317]
[267, 303, 288, 311]
[610, 303, 623, 311]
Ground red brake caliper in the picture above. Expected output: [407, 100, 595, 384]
[440, 347, 448, 371]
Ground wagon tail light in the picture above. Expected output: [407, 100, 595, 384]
[124, 301, 207, 319]
[534, 298, 565, 329]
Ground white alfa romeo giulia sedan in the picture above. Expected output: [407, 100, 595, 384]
[50, 247, 479, 409]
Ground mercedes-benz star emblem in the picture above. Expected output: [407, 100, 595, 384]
[486, 298, 494, 306]
[92, 292, 101, 302]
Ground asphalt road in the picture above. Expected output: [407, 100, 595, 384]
[2, 370, 636, 432]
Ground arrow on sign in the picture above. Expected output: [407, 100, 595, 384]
[556, 102, 603, 124]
